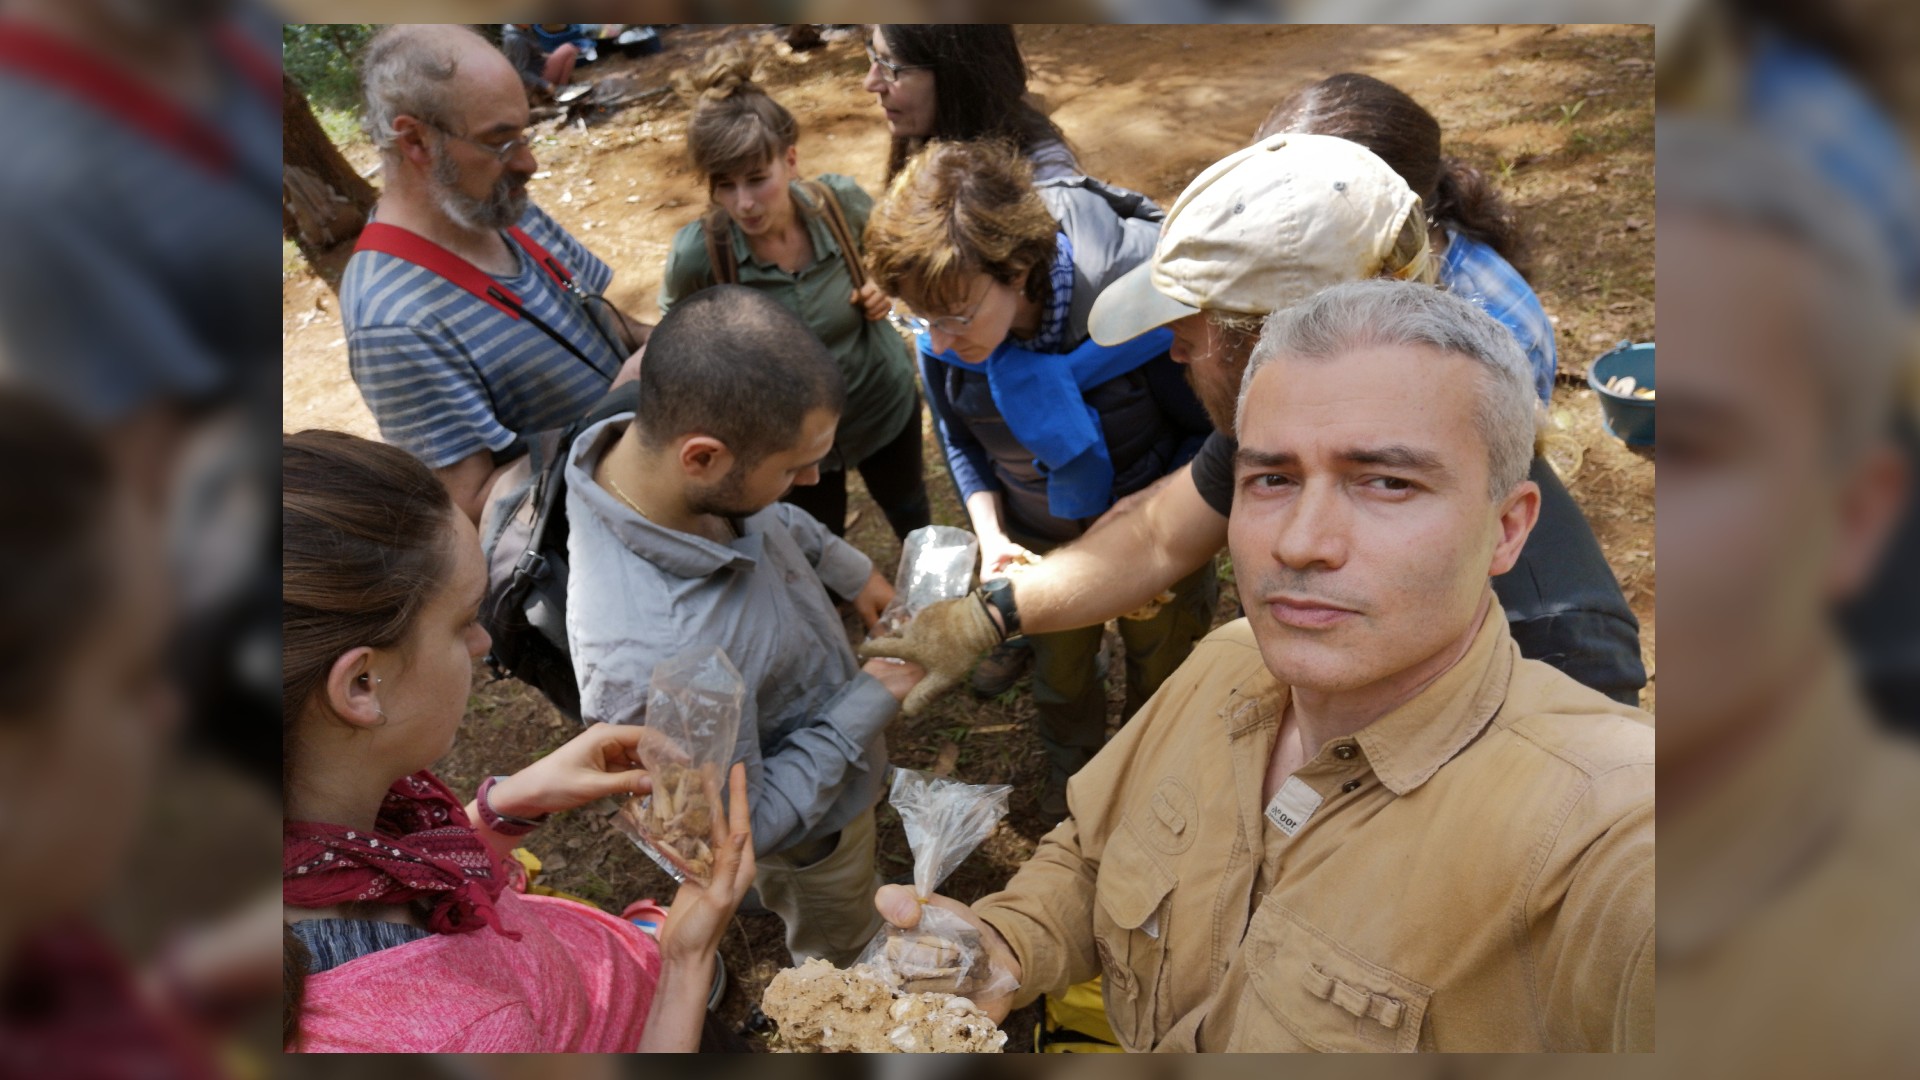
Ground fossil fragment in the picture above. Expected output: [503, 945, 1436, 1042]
[620, 759, 721, 883]
[883, 932, 993, 995]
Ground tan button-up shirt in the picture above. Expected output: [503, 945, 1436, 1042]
[1652, 650, 1920, 1078]
[975, 606, 1655, 1051]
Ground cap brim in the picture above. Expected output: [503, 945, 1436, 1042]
[1088, 261, 1201, 346]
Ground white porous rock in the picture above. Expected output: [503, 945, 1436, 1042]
[761, 958, 1006, 1053]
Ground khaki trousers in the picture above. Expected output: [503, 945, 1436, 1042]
[752, 804, 883, 967]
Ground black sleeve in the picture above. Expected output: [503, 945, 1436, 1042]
[1190, 430, 1237, 518]
[1492, 457, 1647, 703]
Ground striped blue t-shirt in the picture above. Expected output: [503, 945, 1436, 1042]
[342, 202, 621, 469]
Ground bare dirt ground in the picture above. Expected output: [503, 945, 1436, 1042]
[281, 23, 1653, 1050]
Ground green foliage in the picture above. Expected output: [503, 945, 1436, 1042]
[283, 24, 376, 116]
[313, 105, 365, 149]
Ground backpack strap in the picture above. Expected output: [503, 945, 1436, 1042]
[0, 22, 223, 174]
[356, 223, 526, 318]
[506, 225, 584, 295]
[0, 20, 278, 177]
[501, 379, 641, 641]
[354, 222, 582, 317]
[1034, 173, 1165, 225]
[701, 207, 739, 287]
[211, 23, 283, 105]
[354, 222, 615, 381]
[797, 178, 868, 291]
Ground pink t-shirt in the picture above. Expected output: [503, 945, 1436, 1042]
[293, 887, 662, 1052]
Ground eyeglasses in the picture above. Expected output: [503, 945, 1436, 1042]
[910, 302, 980, 338]
[865, 42, 929, 84]
[921, 311, 975, 336]
[428, 119, 532, 164]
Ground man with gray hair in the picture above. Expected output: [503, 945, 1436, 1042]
[341, 24, 651, 524]
[867, 132, 1646, 718]
[1656, 115, 1920, 1077]
[873, 278, 1655, 1052]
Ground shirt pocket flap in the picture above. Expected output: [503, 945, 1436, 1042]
[1245, 906, 1434, 1052]
[1094, 824, 1176, 932]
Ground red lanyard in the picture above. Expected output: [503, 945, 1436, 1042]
[0, 20, 278, 177]
[353, 221, 617, 380]
[353, 223, 578, 320]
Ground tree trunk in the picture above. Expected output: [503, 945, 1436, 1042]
[282, 73, 375, 265]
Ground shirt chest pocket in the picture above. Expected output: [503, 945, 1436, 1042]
[1090, 824, 1177, 1051]
[1230, 903, 1434, 1053]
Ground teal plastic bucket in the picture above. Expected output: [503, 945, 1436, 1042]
[1588, 341, 1655, 447]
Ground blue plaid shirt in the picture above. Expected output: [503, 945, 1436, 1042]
[1439, 230, 1557, 403]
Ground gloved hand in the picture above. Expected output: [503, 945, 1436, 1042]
[857, 593, 1003, 716]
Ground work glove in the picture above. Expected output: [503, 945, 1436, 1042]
[857, 593, 1003, 717]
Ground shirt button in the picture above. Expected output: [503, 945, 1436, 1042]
[1332, 743, 1358, 760]
[1341, 779, 1363, 793]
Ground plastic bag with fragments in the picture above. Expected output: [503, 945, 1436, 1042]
[856, 768, 1018, 998]
[871, 525, 979, 639]
[610, 646, 744, 887]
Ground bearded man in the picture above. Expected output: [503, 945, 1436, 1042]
[341, 24, 651, 523]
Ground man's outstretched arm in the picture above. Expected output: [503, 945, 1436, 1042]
[861, 463, 1228, 714]
[1018, 463, 1227, 635]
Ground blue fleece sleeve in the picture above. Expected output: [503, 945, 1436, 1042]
[918, 348, 997, 503]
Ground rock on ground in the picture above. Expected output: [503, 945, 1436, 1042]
[761, 958, 1007, 1053]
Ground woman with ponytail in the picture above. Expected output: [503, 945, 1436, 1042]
[658, 46, 928, 541]
[1258, 73, 1560, 403]
[282, 430, 753, 1052]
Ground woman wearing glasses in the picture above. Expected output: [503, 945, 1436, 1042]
[864, 25, 1174, 699]
[863, 25, 1079, 184]
[657, 47, 929, 540]
[865, 140, 1216, 818]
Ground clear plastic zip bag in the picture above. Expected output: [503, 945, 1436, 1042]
[871, 526, 979, 639]
[610, 646, 743, 887]
[856, 768, 1017, 998]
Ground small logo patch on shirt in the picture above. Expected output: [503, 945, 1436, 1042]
[1264, 776, 1324, 837]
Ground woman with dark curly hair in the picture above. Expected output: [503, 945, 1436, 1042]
[865, 140, 1215, 818]
[1258, 73, 1559, 402]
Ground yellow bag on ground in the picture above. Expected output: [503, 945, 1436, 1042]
[512, 847, 602, 908]
[1035, 976, 1122, 1052]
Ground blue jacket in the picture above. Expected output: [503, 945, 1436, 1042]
[922, 177, 1211, 548]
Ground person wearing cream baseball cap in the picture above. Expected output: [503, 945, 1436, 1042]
[863, 131, 1646, 721]
[1089, 131, 1433, 430]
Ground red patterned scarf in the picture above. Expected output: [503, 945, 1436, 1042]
[0, 919, 219, 1080]
[283, 771, 516, 937]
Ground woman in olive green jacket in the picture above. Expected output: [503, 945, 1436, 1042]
[659, 48, 928, 540]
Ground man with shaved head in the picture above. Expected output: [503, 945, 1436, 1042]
[567, 285, 923, 970]
[341, 25, 652, 523]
